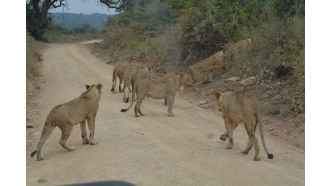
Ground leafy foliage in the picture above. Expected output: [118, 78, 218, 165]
[98, 0, 304, 112]
[43, 24, 101, 43]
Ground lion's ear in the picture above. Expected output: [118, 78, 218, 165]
[214, 92, 221, 100]
[97, 83, 103, 90]
[85, 84, 90, 90]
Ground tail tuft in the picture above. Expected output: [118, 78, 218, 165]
[121, 109, 128, 112]
[111, 88, 114, 92]
[31, 150, 37, 158]
[267, 153, 274, 159]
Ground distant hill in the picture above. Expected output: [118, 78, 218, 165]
[49, 12, 113, 31]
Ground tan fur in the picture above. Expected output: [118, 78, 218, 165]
[214, 91, 273, 161]
[224, 38, 252, 61]
[121, 73, 191, 117]
[123, 66, 150, 103]
[162, 72, 193, 105]
[31, 84, 103, 161]
[187, 51, 225, 82]
[111, 64, 130, 93]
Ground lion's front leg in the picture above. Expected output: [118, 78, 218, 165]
[80, 120, 89, 144]
[87, 116, 97, 145]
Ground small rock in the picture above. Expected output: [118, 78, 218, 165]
[26, 124, 34, 128]
[240, 76, 257, 86]
[38, 178, 47, 183]
[226, 77, 240, 82]
[198, 100, 208, 105]
[268, 128, 274, 131]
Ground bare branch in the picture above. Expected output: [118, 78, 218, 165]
[99, 0, 121, 9]
[48, 0, 66, 9]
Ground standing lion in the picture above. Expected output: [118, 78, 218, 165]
[214, 91, 273, 161]
[111, 64, 128, 93]
[31, 84, 103, 161]
[121, 73, 191, 117]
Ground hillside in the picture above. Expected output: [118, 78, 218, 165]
[91, 0, 305, 148]
[49, 12, 114, 31]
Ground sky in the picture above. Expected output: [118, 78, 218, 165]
[49, 0, 117, 14]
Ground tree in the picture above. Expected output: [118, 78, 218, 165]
[26, 0, 130, 40]
[27, 0, 67, 40]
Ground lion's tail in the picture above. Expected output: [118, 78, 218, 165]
[121, 100, 134, 112]
[256, 106, 274, 160]
[31, 118, 55, 160]
[121, 82, 137, 112]
[30, 150, 37, 157]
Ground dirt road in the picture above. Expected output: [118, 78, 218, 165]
[26, 43, 304, 186]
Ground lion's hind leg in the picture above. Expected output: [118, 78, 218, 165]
[111, 72, 117, 92]
[134, 100, 145, 117]
[167, 96, 175, 117]
[244, 122, 260, 161]
[35, 122, 56, 161]
[137, 99, 145, 116]
[241, 123, 254, 155]
[134, 103, 140, 117]
[223, 119, 236, 149]
[59, 124, 76, 151]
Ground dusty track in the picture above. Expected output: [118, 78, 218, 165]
[26, 43, 304, 186]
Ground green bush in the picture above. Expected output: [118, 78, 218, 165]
[99, 0, 304, 111]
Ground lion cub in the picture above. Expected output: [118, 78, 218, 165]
[31, 84, 103, 161]
[214, 91, 273, 161]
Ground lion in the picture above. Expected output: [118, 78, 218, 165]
[30, 84, 103, 161]
[122, 66, 150, 103]
[121, 73, 191, 117]
[224, 38, 252, 61]
[214, 91, 273, 161]
[187, 51, 225, 82]
[162, 71, 193, 105]
[111, 64, 130, 93]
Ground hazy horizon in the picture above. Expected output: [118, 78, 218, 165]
[49, 0, 117, 15]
